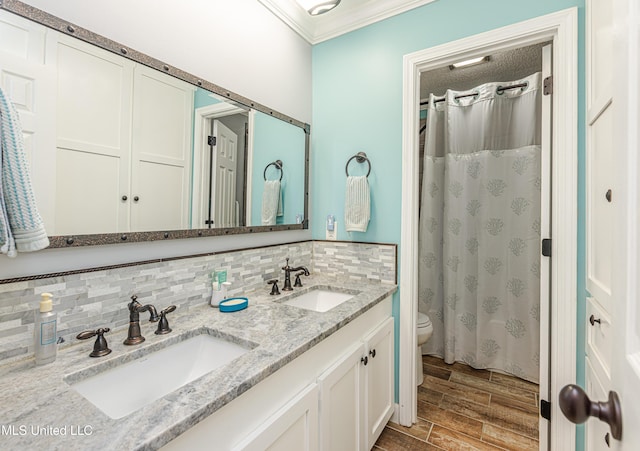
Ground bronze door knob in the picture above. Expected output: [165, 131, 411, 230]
[559, 384, 622, 440]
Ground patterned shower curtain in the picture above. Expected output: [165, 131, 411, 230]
[418, 72, 542, 383]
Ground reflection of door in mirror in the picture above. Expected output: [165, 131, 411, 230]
[0, 11, 56, 234]
[191, 95, 249, 229]
[211, 119, 238, 228]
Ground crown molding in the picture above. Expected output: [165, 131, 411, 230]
[258, 0, 435, 44]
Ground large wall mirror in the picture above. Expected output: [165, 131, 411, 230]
[0, 0, 309, 248]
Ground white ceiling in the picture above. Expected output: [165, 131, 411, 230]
[258, 0, 436, 44]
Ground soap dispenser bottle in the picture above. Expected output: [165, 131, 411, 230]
[34, 292, 57, 365]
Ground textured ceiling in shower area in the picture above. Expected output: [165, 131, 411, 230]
[420, 42, 550, 99]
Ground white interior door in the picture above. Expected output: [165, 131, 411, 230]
[538, 42, 552, 451]
[609, 0, 640, 448]
[583, 0, 617, 448]
[211, 119, 238, 228]
[574, 0, 640, 449]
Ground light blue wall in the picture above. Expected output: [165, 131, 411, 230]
[251, 112, 306, 226]
[311, 0, 586, 447]
[194, 87, 223, 109]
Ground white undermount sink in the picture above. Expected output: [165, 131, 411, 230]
[283, 288, 356, 312]
[68, 333, 251, 419]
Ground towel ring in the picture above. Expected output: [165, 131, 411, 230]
[345, 152, 371, 177]
[264, 160, 283, 181]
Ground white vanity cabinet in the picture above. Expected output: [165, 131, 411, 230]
[318, 317, 394, 451]
[161, 296, 393, 451]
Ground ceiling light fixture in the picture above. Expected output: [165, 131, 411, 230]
[449, 56, 490, 70]
[295, 0, 341, 16]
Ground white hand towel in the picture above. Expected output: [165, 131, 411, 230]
[0, 87, 49, 257]
[344, 175, 370, 232]
[261, 180, 281, 226]
[276, 180, 284, 217]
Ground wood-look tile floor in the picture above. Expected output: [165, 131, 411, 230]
[374, 356, 540, 451]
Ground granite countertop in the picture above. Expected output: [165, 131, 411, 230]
[0, 275, 396, 450]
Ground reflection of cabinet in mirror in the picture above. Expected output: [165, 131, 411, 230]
[0, 12, 195, 235]
[54, 36, 194, 235]
[0, 2, 310, 247]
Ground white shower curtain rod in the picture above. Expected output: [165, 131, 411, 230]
[419, 82, 529, 107]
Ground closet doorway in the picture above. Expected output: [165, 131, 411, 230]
[399, 8, 578, 451]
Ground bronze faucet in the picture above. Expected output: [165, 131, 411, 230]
[281, 258, 309, 291]
[124, 295, 159, 345]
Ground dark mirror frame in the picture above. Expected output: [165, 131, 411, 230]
[0, 0, 310, 248]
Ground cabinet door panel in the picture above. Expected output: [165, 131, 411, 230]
[364, 317, 394, 449]
[55, 35, 132, 234]
[318, 343, 366, 451]
[233, 383, 318, 451]
[133, 161, 186, 231]
[130, 65, 193, 232]
[55, 148, 124, 234]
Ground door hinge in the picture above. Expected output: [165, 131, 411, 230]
[207, 135, 216, 146]
[543, 76, 553, 95]
[541, 399, 551, 420]
[542, 238, 552, 257]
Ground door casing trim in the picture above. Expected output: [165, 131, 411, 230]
[399, 8, 578, 450]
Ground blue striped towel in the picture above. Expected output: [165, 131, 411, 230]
[0, 87, 49, 257]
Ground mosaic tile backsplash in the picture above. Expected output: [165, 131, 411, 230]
[313, 241, 396, 284]
[0, 241, 395, 364]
